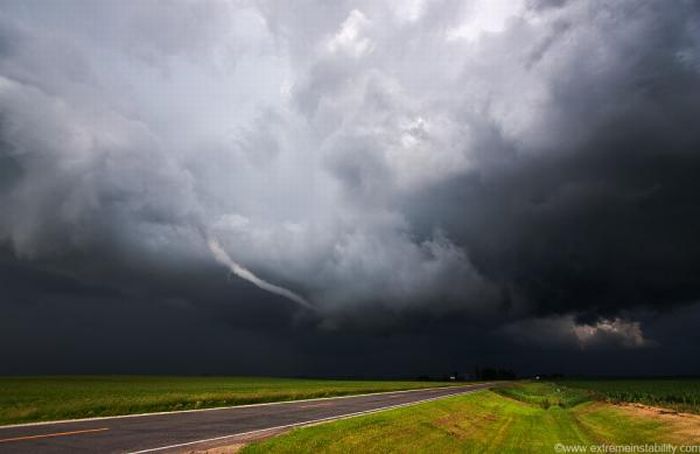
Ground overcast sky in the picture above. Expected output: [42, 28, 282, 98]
[1, 0, 700, 377]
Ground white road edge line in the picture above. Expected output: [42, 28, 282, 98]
[128, 385, 492, 454]
[0, 383, 492, 429]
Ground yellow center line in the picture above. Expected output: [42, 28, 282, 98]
[0, 427, 109, 443]
[299, 402, 334, 408]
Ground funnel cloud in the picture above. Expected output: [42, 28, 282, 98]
[208, 238, 313, 310]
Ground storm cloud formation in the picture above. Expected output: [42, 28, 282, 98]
[1, 0, 700, 376]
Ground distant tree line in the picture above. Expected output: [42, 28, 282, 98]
[415, 366, 518, 382]
[473, 367, 517, 380]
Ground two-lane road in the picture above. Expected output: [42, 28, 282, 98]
[0, 383, 493, 453]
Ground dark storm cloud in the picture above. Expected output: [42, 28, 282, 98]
[406, 0, 700, 322]
[1, 0, 700, 375]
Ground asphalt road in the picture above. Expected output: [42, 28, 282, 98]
[0, 383, 493, 453]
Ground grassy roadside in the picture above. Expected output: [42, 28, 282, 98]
[495, 382, 589, 409]
[243, 382, 700, 453]
[0, 376, 459, 426]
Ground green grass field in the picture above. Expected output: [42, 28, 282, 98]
[243, 382, 700, 453]
[0, 376, 457, 426]
[555, 379, 700, 414]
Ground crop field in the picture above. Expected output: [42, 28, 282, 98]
[0, 376, 457, 426]
[243, 382, 700, 453]
[556, 379, 700, 414]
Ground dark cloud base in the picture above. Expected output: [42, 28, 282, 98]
[2, 246, 700, 377]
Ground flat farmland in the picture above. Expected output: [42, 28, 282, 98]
[556, 379, 700, 414]
[0, 376, 458, 426]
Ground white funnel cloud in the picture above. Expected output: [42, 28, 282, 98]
[207, 238, 313, 309]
